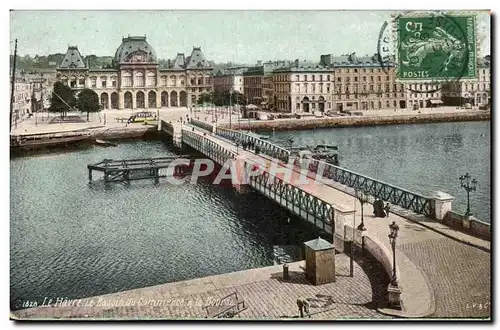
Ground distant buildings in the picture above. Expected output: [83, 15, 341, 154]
[272, 60, 333, 112]
[441, 57, 491, 107]
[10, 80, 33, 126]
[55, 36, 213, 109]
[320, 53, 406, 112]
[243, 61, 290, 110]
[213, 67, 247, 95]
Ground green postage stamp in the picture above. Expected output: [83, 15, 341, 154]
[396, 12, 477, 81]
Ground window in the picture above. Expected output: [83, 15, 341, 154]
[326, 84, 330, 93]
[354, 69, 358, 73]
[327, 75, 330, 81]
[90, 77, 96, 88]
[191, 78, 196, 85]
[337, 77, 341, 82]
[78, 78, 85, 86]
[198, 87, 203, 93]
[312, 84, 316, 92]
[370, 76, 374, 82]
[371, 69, 374, 73]
[363, 76, 367, 82]
[112, 78, 117, 87]
[377, 76, 381, 82]
[101, 80, 107, 88]
[327, 102, 331, 109]
[370, 85, 374, 91]
[320, 75, 323, 82]
[386, 100, 390, 108]
[386, 75, 390, 81]
[134, 72, 144, 87]
[354, 77, 358, 82]
[198, 78, 203, 85]
[304, 75, 307, 81]
[347, 69, 350, 73]
[362, 69, 366, 73]
[346, 77, 350, 83]
[304, 83, 308, 93]
[312, 75, 315, 81]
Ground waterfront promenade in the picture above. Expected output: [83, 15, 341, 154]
[10, 106, 489, 137]
[12, 254, 392, 320]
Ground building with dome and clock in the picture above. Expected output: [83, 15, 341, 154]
[55, 35, 213, 110]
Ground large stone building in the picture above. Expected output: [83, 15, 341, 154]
[213, 67, 247, 95]
[56, 36, 213, 110]
[320, 53, 406, 111]
[244, 61, 289, 109]
[441, 56, 491, 107]
[272, 60, 333, 113]
[10, 80, 33, 126]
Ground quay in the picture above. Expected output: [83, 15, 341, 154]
[218, 108, 491, 132]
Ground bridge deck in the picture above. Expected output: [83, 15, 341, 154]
[185, 125, 491, 318]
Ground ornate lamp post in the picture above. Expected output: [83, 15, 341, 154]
[459, 173, 478, 217]
[388, 221, 399, 286]
[387, 220, 401, 310]
[354, 189, 369, 231]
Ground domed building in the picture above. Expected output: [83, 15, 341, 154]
[56, 36, 213, 110]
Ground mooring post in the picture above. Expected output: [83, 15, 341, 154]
[155, 168, 159, 184]
[124, 170, 130, 184]
[104, 171, 109, 184]
[88, 168, 92, 184]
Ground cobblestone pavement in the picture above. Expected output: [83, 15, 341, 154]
[12, 254, 391, 320]
[399, 238, 491, 318]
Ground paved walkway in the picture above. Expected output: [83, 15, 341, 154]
[12, 254, 391, 320]
[187, 125, 491, 319]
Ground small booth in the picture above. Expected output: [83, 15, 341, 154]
[304, 237, 336, 285]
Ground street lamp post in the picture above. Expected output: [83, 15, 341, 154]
[388, 221, 399, 286]
[387, 220, 402, 310]
[459, 173, 478, 217]
[354, 189, 368, 231]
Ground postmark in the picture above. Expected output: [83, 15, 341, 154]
[394, 12, 477, 82]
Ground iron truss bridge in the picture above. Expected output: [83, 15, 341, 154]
[247, 162, 334, 234]
[182, 129, 237, 165]
[190, 119, 214, 133]
[308, 158, 433, 216]
[216, 127, 290, 163]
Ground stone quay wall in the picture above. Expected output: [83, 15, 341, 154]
[218, 111, 490, 132]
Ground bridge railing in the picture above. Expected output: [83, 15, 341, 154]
[182, 129, 236, 164]
[216, 127, 290, 163]
[246, 161, 334, 234]
[308, 158, 433, 217]
[190, 119, 214, 133]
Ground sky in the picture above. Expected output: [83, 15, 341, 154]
[10, 10, 491, 64]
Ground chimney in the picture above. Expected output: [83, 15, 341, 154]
[295, 59, 299, 67]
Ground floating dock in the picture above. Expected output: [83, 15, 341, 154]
[87, 156, 194, 184]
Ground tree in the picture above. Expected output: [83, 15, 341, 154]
[197, 92, 212, 105]
[76, 89, 101, 122]
[49, 82, 76, 118]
